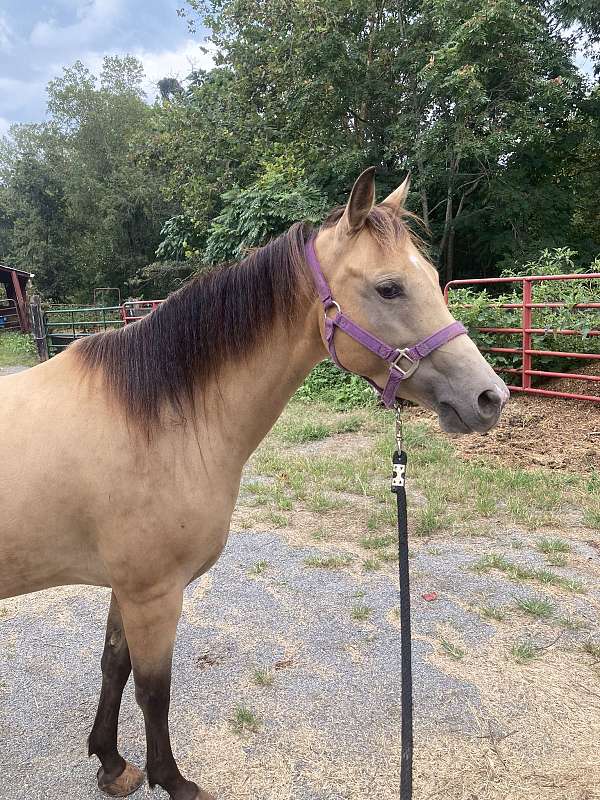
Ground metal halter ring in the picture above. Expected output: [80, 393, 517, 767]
[324, 301, 341, 321]
[390, 348, 420, 379]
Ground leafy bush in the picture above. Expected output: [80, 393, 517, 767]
[448, 248, 600, 382]
[296, 361, 377, 410]
[0, 332, 38, 367]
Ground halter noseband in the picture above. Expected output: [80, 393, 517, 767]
[305, 237, 467, 408]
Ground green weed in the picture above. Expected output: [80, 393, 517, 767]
[249, 560, 270, 576]
[351, 604, 373, 621]
[479, 605, 506, 622]
[439, 638, 465, 660]
[304, 554, 353, 569]
[511, 641, 537, 664]
[516, 597, 555, 618]
[231, 706, 261, 734]
[253, 668, 274, 686]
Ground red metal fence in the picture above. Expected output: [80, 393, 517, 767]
[121, 299, 164, 324]
[444, 273, 600, 403]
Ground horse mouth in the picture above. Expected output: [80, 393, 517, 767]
[437, 402, 473, 434]
[437, 402, 501, 434]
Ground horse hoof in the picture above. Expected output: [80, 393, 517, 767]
[97, 762, 145, 797]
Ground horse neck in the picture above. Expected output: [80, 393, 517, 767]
[201, 299, 326, 461]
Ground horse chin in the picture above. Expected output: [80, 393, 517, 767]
[437, 402, 475, 435]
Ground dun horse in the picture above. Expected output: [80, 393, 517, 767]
[0, 169, 508, 799]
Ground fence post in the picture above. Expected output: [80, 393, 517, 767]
[30, 295, 49, 362]
[522, 279, 532, 390]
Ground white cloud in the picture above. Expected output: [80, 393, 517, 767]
[0, 116, 11, 136]
[0, 15, 14, 53]
[136, 39, 215, 98]
[30, 0, 122, 49]
[0, 76, 48, 115]
[79, 38, 215, 100]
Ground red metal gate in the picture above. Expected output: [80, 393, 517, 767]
[444, 273, 600, 403]
[121, 300, 163, 324]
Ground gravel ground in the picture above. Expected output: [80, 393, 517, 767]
[0, 365, 29, 375]
[1, 528, 598, 800]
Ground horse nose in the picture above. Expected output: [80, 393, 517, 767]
[476, 387, 507, 423]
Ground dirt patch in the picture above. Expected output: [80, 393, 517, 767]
[409, 393, 600, 473]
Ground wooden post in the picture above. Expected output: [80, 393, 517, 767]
[10, 269, 30, 332]
[30, 295, 49, 362]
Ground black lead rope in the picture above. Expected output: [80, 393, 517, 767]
[391, 407, 413, 800]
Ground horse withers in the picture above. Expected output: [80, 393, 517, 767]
[0, 169, 508, 800]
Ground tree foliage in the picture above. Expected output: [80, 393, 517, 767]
[0, 57, 172, 301]
[0, 3, 598, 301]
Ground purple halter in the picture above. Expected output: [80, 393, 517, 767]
[305, 237, 467, 408]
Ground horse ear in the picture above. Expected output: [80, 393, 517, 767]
[381, 174, 410, 210]
[339, 167, 376, 236]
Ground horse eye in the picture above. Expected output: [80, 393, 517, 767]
[375, 281, 404, 299]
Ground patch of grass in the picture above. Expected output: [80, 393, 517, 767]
[546, 552, 568, 567]
[263, 510, 288, 527]
[537, 537, 570, 555]
[471, 554, 585, 594]
[360, 534, 396, 551]
[280, 421, 330, 444]
[252, 668, 274, 686]
[479, 605, 506, 622]
[305, 492, 344, 513]
[366, 506, 396, 531]
[511, 641, 537, 664]
[439, 637, 465, 660]
[516, 597, 555, 618]
[363, 557, 382, 572]
[351, 604, 373, 621]
[472, 554, 512, 574]
[231, 706, 261, 734]
[536, 570, 585, 594]
[304, 554, 353, 569]
[557, 615, 588, 631]
[582, 641, 600, 660]
[333, 416, 363, 434]
[414, 502, 446, 536]
[249, 560, 270, 576]
[475, 493, 496, 517]
[243, 480, 276, 505]
[311, 528, 330, 542]
[583, 507, 600, 529]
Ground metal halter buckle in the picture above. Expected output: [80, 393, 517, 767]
[390, 348, 419, 379]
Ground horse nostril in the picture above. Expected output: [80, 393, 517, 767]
[477, 388, 503, 419]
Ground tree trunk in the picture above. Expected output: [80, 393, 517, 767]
[446, 226, 455, 284]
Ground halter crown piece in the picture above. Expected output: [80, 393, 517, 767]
[305, 237, 467, 408]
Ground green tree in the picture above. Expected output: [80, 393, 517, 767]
[203, 154, 328, 263]
[0, 56, 173, 301]
[172, 0, 595, 279]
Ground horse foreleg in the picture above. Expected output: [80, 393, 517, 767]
[119, 589, 215, 800]
[88, 591, 145, 797]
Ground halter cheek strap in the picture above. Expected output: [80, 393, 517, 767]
[305, 237, 467, 408]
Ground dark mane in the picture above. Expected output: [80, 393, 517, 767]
[77, 222, 313, 430]
[77, 204, 418, 433]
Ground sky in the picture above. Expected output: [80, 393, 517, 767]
[0, 0, 213, 135]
